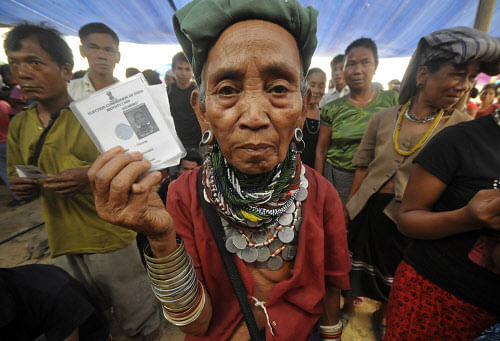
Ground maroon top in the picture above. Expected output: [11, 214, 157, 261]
[167, 166, 351, 340]
[475, 103, 499, 118]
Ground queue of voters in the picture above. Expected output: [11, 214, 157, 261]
[0, 0, 499, 340]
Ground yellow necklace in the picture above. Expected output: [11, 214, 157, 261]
[393, 99, 444, 156]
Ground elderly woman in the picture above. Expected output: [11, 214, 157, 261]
[315, 38, 398, 204]
[384, 27, 500, 341]
[88, 1, 351, 340]
[301, 67, 326, 168]
[342, 27, 500, 339]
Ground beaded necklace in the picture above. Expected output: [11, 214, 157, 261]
[203, 144, 300, 228]
[221, 165, 307, 270]
[393, 99, 444, 156]
[202, 143, 306, 270]
[405, 107, 439, 123]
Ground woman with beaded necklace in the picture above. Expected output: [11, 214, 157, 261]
[341, 27, 500, 340]
[87, 1, 351, 340]
[387, 30, 500, 340]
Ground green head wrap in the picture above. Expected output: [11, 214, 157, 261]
[173, 0, 318, 85]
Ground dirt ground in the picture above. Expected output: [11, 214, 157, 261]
[0, 182, 380, 340]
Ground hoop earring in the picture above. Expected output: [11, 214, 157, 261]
[294, 127, 305, 154]
[200, 129, 213, 146]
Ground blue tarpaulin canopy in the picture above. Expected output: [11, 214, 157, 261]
[1, 0, 499, 58]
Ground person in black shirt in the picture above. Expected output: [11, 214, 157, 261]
[388, 113, 500, 340]
[167, 52, 202, 150]
[157, 148, 204, 205]
[0, 264, 109, 341]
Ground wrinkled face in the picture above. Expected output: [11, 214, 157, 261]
[332, 62, 345, 90]
[480, 88, 496, 105]
[194, 20, 306, 175]
[7, 37, 72, 101]
[80, 33, 120, 76]
[173, 61, 193, 89]
[307, 72, 326, 105]
[344, 46, 377, 91]
[417, 62, 480, 110]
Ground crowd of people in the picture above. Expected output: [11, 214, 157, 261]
[0, 0, 499, 340]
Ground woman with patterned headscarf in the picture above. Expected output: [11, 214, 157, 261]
[87, 0, 351, 340]
[342, 26, 500, 340]
[384, 27, 500, 341]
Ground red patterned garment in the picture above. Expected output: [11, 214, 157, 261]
[167, 166, 351, 340]
[385, 261, 498, 341]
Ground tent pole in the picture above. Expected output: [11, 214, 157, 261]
[474, 0, 496, 32]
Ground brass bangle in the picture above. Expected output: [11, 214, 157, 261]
[162, 284, 206, 326]
[154, 285, 199, 312]
[147, 250, 187, 270]
[147, 253, 188, 275]
[160, 287, 199, 312]
[144, 237, 185, 264]
[156, 277, 200, 312]
[147, 257, 192, 281]
[152, 270, 197, 297]
[155, 277, 197, 302]
[147, 261, 193, 287]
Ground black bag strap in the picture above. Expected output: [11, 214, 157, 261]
[197, 168, 263, 341]
[33, 110, 61, 165]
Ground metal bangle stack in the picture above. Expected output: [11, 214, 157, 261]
[144, 238, 206, 326]
[319, 320, 343, 341]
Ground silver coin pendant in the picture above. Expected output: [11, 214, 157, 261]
[267, 256, 284, 270]
[296, 186, 308, 201]
[225, 236, 239, 253]
[286, 202, 296, 214]
[278, 213, 293, 226]
[282, 245, 297, 261]
[252, 230, 268, 244]
[256, 246, 271, 262]
[232, 234, 247, 250]
[241, 247, 258, 263]
[278, 226, 295, 243]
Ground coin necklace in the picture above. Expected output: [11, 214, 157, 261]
[222, 166, 308, 270]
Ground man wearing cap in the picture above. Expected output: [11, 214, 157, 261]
[88, 0, 350, 340]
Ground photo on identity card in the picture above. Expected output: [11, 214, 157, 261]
[70, 74, 186, 170]
[123, 103, 159, 139]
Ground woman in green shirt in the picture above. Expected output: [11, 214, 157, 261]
[315, 38, 398, 204]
